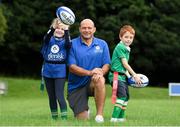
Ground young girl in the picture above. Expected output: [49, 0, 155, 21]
[108, 25, 142, 122]
[40, 18, 71, 120]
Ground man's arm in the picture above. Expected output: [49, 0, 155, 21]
[102, 64, 110, 75]
[69, 64, 110, 77]
[69, 64, 93, 76]
[91, 64, 110, 82]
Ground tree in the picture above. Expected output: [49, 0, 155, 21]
[1, 0, 180, 86]
[0, 0, 60, 76]
[0, 5, 7, 44]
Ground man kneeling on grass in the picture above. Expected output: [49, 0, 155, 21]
[67, 19, 110, 123]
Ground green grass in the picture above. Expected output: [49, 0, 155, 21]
[0, 77, 180, 126]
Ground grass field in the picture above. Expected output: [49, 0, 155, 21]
[0, 77, 180, 126]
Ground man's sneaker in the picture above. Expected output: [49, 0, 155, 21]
[95, 115, 104, 123]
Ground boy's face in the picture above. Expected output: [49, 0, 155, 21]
[120, 31, 134, 46]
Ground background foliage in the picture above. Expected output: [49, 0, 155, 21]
[0, 0, 180, 86]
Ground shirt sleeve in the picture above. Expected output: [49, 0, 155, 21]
[116, 44, 126, 59]
[40, 27, 55, 55]
[64, 30, 72, 49]
[102, 42, 111, 65]
[68, 44, 77, 66]
[43, 27, 55, 44]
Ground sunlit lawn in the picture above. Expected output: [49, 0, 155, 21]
[0, 77, 180, 126]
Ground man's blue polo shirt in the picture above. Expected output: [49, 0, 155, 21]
[68, 36, 111, 93]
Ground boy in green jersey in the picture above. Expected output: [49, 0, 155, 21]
[109, 25, 142, 122]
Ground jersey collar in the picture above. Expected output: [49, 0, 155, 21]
[79, 36, 98, 46]
[120, 41, 131, 52]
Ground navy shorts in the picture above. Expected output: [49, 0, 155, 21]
[117, 80, 129, 100]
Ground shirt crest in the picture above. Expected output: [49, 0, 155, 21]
[51, 44, 59, 53]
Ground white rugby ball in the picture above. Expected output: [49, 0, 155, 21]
[128, 74, 149, 88]
[56, 6, 75, 25]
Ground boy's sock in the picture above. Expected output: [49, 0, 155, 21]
[111, 97, 126, 118]
[51, 109, 58, 120]
[112, 105, 121, 118]
[61, 109, 67, 120]
[119, 100, 128, 118]
[119, 109, 125, 118]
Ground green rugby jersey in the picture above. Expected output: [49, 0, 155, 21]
[108, 41, 130, 83]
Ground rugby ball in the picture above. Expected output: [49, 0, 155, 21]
[56, 6, 75, 25]
[128, 74, 149, 88]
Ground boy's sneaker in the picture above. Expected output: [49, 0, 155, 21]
[117, 118, 126, 122]
[95, 115, 104, 123]
[110, 118, 118, 122]
[110, 118, 117, 122]
[110, 118, 126, 122]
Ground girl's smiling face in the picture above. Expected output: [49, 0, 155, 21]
[52, 19, 69, 38]
[54, 26, 65, 38]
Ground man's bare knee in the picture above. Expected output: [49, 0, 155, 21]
[93, 77, 105, 89]
[76, 111, 88, 120]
